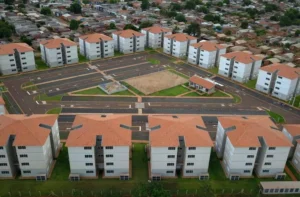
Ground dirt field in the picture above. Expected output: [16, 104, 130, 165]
[125, 70, 188, 95]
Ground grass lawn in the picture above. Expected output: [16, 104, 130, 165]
[111, 90, 134, 96]
[114, 51, 124, 57]
[204, 90, 229, 97]
[37, 94, 65, 101]
[121, 81, 145, 96]
[0, 85, 7, 92]
[266, 110, 285, 123]
[168, 69, 189, 79]
[147, 58, 160, 65]
[150, 85, 190, 96]
[35, 56, 49, 70]
[132, 144, 148, 181]
[287, 161, 300, 181]
[288, 95, 300, 108]
[232, 94, 241, 103]
[244, 79, 257, 89]
[183, 92, 201, 97]
[73, 87, 134, 96]
[78, 53, 88, 63]
[46, 107, 62, 114]
[208, 67, 219, 74]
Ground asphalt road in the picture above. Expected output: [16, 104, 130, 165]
[142, 97, 234, 103]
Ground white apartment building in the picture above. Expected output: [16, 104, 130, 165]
[66, 115, 132, 179]
[0, 43, 35, 75]
[141, 26, 172, 49]
[0, 97, 5, 115]
[40, 38, 78, 67]
[79, 33, 114, 60]
[0, 115, 60, 179]
[282, 124, 300, 159]
[188, 41, 227, 69]
[149, 115, 213, 180]
[112, 30, 145, 54]
[163, 33, 197, 58]
[218, 51, 263, 83]
[215, 116, 292, 180]
[256, 63, 300, 101]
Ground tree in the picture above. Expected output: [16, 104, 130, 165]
[203, 14, 221, 23]
[245, 8, 258, 19]
[122, 5, 126, 10]
[69, 3, 81, 14]
[172, 26, 180, 34]
[139, 21, 153, 29]
[20, 36, 32, 45]
[216, 1, 223, 6]
[175, 14, 186, 22]
[240, 21, 248, 29]
[109, 22, 116, 29]
[170, 3, 181, 11]
[223, 0, 229, 5]
[295, 30, 300, 37]
[18, 3, 25, 8]
[69, 20, 79, 30]
[132, 182, 171, 197]
[4, 0, 14, 5]
[264, 3, 279, 12]
[40, 7, 51, 15]
[243, 0, 251, 6]
[224, 30, 231, 35]
[141, 0, 149, 11]
[82, 0, 90, 4]
[270, 14, 279, 21]
[279, 15, 292, 26]
[185, 0, 196, 9]
[197, 6, 208, 14]
[123, 24, 139, 31]
[5, 5, 14, 11]
[183, 22, 201, 37]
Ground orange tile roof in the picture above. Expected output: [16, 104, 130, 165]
[0, 43, 33, 55]
[190, 75, 215, 89]
[0, 96, 5, 105]
[218, 116, 292, 147]
[65, 115, 132, 147]
[260, 63, 300, 80]
[79, 33, 113, 43]
[112, 29, 144, 38]
[40, 38, 77, 49]
[221, 51, 263, 64]
[0, 115, 58, 146]
[191, 41, 226, 52]
[283, 124, 300, 137]
[165, 33, 197, 42]
[149, 115, 213, 147]
[142, 26, 172, 34]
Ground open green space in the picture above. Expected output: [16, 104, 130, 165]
[147, 58, 160, 65]
[0, 85, 7, 92]
[203, 90, 230, 97]
[208, 67, 219, 74]
[114, 51, 124, 57]
[232, 94, 241, 103]
[78, 53, 88, 63]
[183, 91, 201, 97]
[46, 107, 62, 114]
[244, 79, 257, 89]
[73, 87, 133, 96]
[121, 82, 145, 96]
[35, 56, 49, 70]
[132, 144, 148, 181]
[266, 110, 285, 123]
[36, 94, 65, 101]
[288, 95, 300, 108]
[150, 85, 190, 96]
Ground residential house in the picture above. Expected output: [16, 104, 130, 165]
[149, 115, 213, 179]
[0, 115, 60, 179]
[0, 43, 35, 75]
[256, 63, 300, 101]
[40, 38, 78, 67]
[215, 116, 291, 180]
[112, 30, 145, 54]
[218, 51, 263, 83]
[79, 33, 114, 60]
[163, 33, 197, 58]
[189, 75, 215, 95]
[141, 26, 172, 49]
[65, 115, 132, 179]
[188, 41, 226, 69]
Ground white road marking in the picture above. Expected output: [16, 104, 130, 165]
[221, 104, 225, 107]
[56, 88, 60, 91]
[36, 101, 39, 105]
[257, 107, 262, 111]
[129, 105, 131, 108]
[27, 91, 30, 95]
[139, 126, 141, 131]
[37, 77, 41, 80]
[101, 78, 104, 81]
[70, 105, 74, 107]
[42, 101, 47, 104]
[148, 102, 150, 106]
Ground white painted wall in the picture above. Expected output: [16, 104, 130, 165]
[151, 147, 177, 177]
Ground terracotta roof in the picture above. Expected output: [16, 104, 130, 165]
[165, 33, 197, 42]
[190, 75, 215, 89]
[0, 43, 33, 55]
[112, 29, 144, 38]
[221, 51, 263, 64]
[149, 115, 213, 147]
[0, 96, 5, 105]
[66, 115, 132, 147]
[283, 124, 300, 137]
[0, 115, 58, 146]
[142, 26, 172, 34]
[79, 33, 113, 43]
[40, 38, 77, 49]
[191, 41, 226, 52]
[260, 63, 300, 80]
[218, 116, 292, 147]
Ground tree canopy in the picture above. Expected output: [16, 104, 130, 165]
[123, 24, 139, 31]
[279, 8, 300, 26]
[139, 21, 153, 29]
[240, 21, 248, 29]
[69, 3, 81, 14]
[20, 36, 32, 46]
[0, 20, 14, 38]
[183, 22, 201, 37]
[197, 6, 208, 14]
[264, 3, 279, 12]
[5, 5, 14, 11]
[40, 7, 52, 15]
[4, 0, 14, 5]
[203, 14, 223, 23]
[108, 22, 116, 29]
[170, 3, 181, 11]
[175, 14, 186, 22]
[141, 0, 149, 10]
[69, 19, 80, 30]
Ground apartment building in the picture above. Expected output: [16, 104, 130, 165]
[0, 43, 35, 75]
[79, 33, 114, 60]
[188, 41, 227, 69]
[40, 38, 78, 67]
[65, 115, 132, 179]
[141, 26, 172, 49]
[148, 115, 213, 180]
[218, 51, 263, 83]
[256, 63, 300, 101]
[0, 115, 60, 179]
[282, 124, 300, 159]
[163, 33, 197, 58]
[112, 30, 145, 54]
[215, 116, 291, 180]
[0, 96, 5, 114]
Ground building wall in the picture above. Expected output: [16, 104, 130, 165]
[113, 34, 145, 54]
[188, 46, 199, 64]
[142, 31, 172, 49]
[79, 38, 85, 56]
[231, 62, 249, 83]
[215, 121, 226, 158]
[164, 38, 196, 58]
[19, 51, 35, 73]
[40, 46, 63, 67]
[80, 39, 114, 60]
[150, 147, 177, 177]
[51, 120, 61, 154]
[256, 70, 273, 94]
[292, 143, 300, 172]
[282, 128, 297, 158]
[218, 56, 231, 78]
[65, 45, 78, 65]
[0, 105, 5, 115]
[272, 76, 297, 101]
[0, 142, 15, 178]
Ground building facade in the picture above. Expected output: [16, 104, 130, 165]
[256, 64, 300, 101]
[79, 33, 114, 60]
[66, 115, 132, 179]
[189, 75, 215, 94]
[149, 115, 213, 179]
[163, 33, 197, 58]
[215, 116, 291, 180]
[282, 124, 300, 160]
[0, 43, 35, 75]
[112, 30, 145, 54]
[40, 38, 78, 67]
[188, 41, 226, 69]
[0, 115, 60, 179]
[218, 51, 263, 83]
[141, 26, 172, 49]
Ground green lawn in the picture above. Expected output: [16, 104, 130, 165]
[147, 58, 160, 65]
[73, 87, 133, 96]
[37, 94, 65, 101]
[208, 67, 219, 74]
[78, 53, 88, 63]
[203, 90, 229, 97]
[114, 51, 124, 57]
[168, 69, 189, 79]
[288, 95, 300, 108]
[183, 92, 201, 97]
[244, 79, 257, 89]
[266, 110, 285, 123]
[46, 107, 62, 114]
[35, 56, 49, 70]
[232, 94, 241, 103]
[112, 90, 134, 96]
[121, 81, 145, 96]
[51, 144, 70, 180]
[150, 85, 190, 96]
[132, 144, 148, 181]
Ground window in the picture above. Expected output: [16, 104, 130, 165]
[247, 155, 254, 158]
[166, 171, 173, 173]
[276, 82, 281, 85]
[9, 54, 13, 56]
[266, 155, 273, 158]
[188, 155, 195, 158]
[0, 163, 7, 166]
[67, 56, 71, 58]
[20, 154, 27, 158]
[0, 155, 5, 158]
[106, 154, 113, 158]
[265, 83, 269, 86]
[106, 170, 114, 173]
[23, 67, 27, 69]
[58, 57, 61, 59]
[96, 42, 99, 44]
[266, 78, 270, 80]
[274, 92, 278, 95]
[85, 163, 93, 166]
[57, 53, 61, 55]
[225, 68, 228, 70]
[168, 147, 175, 150]
[1, 171, 9, 174]
[267, 72, 271, 75]
[106, 146, 113, 150]
[167, 163, 174, 166]
[187, 163, 194, 166]
[21, 163, 29, 166]
[295, 188, 299, 192]
[189, 147, 196, 150]
[168, 155, 175, 158]
[58, 62, 62, 64]
[275, 87, 280, 90]
[86, 171, 94, 173]
[67, 46, 70, 48]
[85, 155, 92, 158]
[23, 62, 27, 65]
[244, 170, 250, 173]
[186, 170, 193, 173]
[10, 59, 14, 62]
[56, 48, 60, 50]
[0, 147, 3, 150]
[278, 76, 282, 79]
[245, 163, 252, 166]
[21, 52, 25, 55]
[106, 162, 113, 166]
[12, 69, 16, 72]
[18, 146, 26, 149]
[84, 147, 91, 150]
[68, 60, 71, 62]
[264, 162, 271, 165]
[269, 147, 276, 150]
[105, 45, 108, 47]
[67, 51, 70, 53]
[23, 170, 31, 174]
